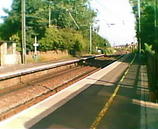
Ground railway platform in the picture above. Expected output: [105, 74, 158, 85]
[0, 53, 158, 129]
[0, 57, 79, 79]
[0, 54, 105, 79]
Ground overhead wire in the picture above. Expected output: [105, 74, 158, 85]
[92, 0, 125, 24]
[91, 0, 136, 45]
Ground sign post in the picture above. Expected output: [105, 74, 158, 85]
[33, 36, 39, 61]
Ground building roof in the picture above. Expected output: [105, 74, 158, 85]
[0, 41, 16, 44]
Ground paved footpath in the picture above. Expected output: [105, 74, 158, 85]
[140, 65, 158, 129]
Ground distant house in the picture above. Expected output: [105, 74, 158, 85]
[0, 41, 20, 66]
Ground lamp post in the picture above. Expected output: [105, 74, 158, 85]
[21, 0, 26, 63]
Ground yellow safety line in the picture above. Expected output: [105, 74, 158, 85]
[90, 54, 136, 129]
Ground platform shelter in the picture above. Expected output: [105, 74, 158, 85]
[0, 41, 20, 66]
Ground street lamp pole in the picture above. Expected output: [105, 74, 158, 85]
[21, 0, 26, 63]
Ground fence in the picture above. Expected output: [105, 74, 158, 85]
[146, 50, 158, 102]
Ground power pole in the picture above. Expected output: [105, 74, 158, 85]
[154, 0, 158, 49]
[48, 7, 51, 27]
[137, 0, 141, 61]
[89, 25, 92, 54]
[21, 0, 26, 63]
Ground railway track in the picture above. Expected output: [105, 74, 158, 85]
[0, 55, 123, 121]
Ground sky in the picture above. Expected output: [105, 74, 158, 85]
[90, 0, 136, 46]
[0, 0, 136, 46]
[0, 0, 12, 23]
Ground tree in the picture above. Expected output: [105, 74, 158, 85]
[133, 0, 158, 52]
[0, 0, 108, 55]
[0, 0, 21, 40]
